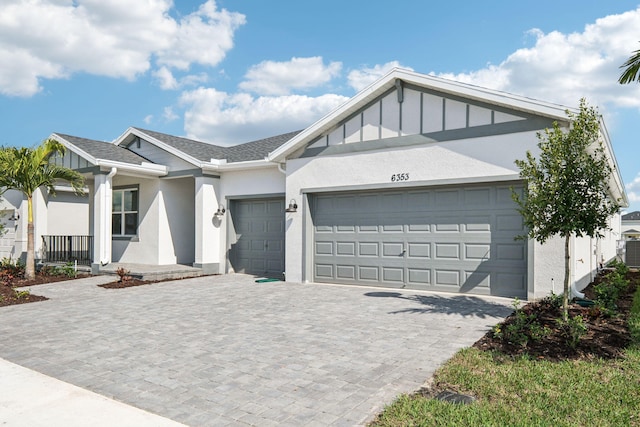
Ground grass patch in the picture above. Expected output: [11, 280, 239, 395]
[371, 284, 640, 427]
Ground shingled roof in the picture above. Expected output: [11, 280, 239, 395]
[133, 128, 302, 163]
[55, 133, 150, 165]
[622, 211, 640, 221]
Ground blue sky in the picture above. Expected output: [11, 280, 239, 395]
[1, 0, 639, 212]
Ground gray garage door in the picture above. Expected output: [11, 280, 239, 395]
[312, 184, 527, 298]
[229, 198, 285, 278]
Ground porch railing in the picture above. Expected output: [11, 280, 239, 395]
[42, 235, 93, 265]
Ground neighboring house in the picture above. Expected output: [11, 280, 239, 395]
[622, 211, 640, 240]
[10, 68, 628, 299]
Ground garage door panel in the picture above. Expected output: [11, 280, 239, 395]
[336, 242, 355, 256]
[359, 242, 379, 256]
[315, 241, 333, 255]
[382, 242, 404, 257]
[408, 268, 431, 284]
[407, 243, 430, 258]
[312, 185, 527, 297]
[435, 269, 461, 286]
[383, 267, 404, 283]
[359, 266, 379, 281]
[465, 244, 490, 260]
[435, 243, 460, 259]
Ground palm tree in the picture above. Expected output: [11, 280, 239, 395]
[0, 139, 84, 279]
[619, 43, 640, 84]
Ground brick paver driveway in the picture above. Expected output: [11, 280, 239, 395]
[0, 274, 512, 426]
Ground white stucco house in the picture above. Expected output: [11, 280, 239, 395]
[2, 69, 627, 299]
[622, 211, 640, 240]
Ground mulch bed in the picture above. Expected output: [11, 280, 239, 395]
[472, 270, 639, 362]
[0, 272, 95, 307]
[99, 278, 157, 289]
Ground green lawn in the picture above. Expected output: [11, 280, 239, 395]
[371, 287, 640, 427]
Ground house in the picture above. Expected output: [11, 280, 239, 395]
[5, 68, 628, 299]
[622, 211, 640, 240]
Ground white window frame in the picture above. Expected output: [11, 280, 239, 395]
[112, 187, 139, 237]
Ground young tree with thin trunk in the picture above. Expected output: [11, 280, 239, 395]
[512, 99, 620, 320]
[0, 139, 84, 279]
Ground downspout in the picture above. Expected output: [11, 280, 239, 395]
[277, 162, 286, 175]
[101, 167, 117, 265]
[571, 234, 586, 299]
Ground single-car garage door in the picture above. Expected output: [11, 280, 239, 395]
[229, 198, 285, 278]
[311, 184, 527, 298]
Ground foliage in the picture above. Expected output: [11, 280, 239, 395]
[556, 315, 588, 349]
[618, 42, 640, 84]
[593, 270, 629, 315]
[540, 292, 563, 310]
[0, 257, 25, 277]
[607, 258, 629, 276]
[0, 139, 85, 280]
[512, 99, 619, 320]
[630, 286, 640, 348]
[116, 267, 131, 283]
[13, 289, 31, 299]
[492, 299, 551, 347]
[39, 262, 77, 278]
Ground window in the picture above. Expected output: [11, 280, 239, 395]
[112, 188, 138, 236]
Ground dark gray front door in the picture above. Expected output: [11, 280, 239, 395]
[311, 184, 527, 298]
[230, 198, 285, 278]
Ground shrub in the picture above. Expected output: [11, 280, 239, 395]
[59, 262, 77, 278]
[116, 267, 131, 283]
[556, 315, 588, 349]
[13, 289, 31, 299]
[493, 299, 551, 347]
[594, 270, 629, 314]
[0, 257, 25, 278]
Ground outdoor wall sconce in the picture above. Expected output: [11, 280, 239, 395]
[285, 199, 298, 213]
[8, 211, 19, 221]
[214, 205, 226, 217]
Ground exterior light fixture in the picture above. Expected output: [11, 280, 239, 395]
[214, 205, 226, 217]
[285, 199, 298, 213]
[8, 211, 19, 221]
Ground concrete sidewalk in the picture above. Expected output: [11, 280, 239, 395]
[0, 357, 185, 427]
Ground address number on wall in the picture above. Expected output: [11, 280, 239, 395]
[391, 173, 410, 182]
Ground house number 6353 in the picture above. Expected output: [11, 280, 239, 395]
[391, 173, 409, 182]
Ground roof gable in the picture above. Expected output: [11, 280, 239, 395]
[268, 68, 573, 163]
[53, 133, 151, 166]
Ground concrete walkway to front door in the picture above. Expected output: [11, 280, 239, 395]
[0, 274, 513, 426]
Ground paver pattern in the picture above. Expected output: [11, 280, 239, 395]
[0, 274, 512, 426]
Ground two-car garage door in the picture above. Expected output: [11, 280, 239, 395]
[311, 184, 527, 298]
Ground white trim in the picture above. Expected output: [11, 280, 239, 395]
[202, 159, 278, 172]
[95, 159, 167, 176]
[268, 68, 573, 163]
[117, 127, 203, 168]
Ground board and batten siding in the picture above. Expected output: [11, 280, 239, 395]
[306, 86, 526, 149]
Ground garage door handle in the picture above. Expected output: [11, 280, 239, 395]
[401, 248, 406, 255]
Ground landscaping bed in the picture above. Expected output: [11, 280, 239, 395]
[371, 266, 640, 426]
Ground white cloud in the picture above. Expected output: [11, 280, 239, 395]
[435, 8, 640, 109]
[179, 87, 348, 145]
[239, 57, 342, 95]
[143, 115, 153, 125]
[163, 107, 179, 122]
[153, 67, 179, 90]
[0, 0, 244, 97]
[347, 61, 412, 92]
[627, 174, 640, 203]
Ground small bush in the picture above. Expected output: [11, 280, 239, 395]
[116, 267, 131, 283]
[594, 270, 629, 314]
[59, 262, 77, 278]
[540, 292, 563, 309]
[557, 315, 588, 349]
[493, 299, 551, 347]
[13, 289, 31, 299]
[0, 257, 25, 278]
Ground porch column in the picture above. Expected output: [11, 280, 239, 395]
[194, 175, 221, 274]
[92, 169, 115, 273]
